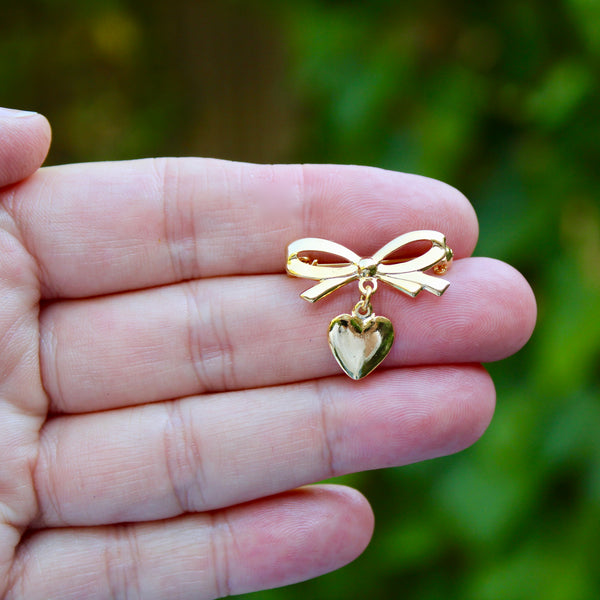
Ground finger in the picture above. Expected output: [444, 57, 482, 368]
[8, 485, 373, 600]
[0, 108, 51, 188]
[33, 365, 494, 527]
[41, 257, 534, 413]
[9, 160, 478, 298]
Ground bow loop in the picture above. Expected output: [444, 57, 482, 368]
[286, 230, 451, 302]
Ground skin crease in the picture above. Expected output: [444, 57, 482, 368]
[0, 110, 536, 600]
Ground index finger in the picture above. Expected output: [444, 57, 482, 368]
[7, 159, 479, 298]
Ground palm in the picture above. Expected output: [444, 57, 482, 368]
[0, 194, 46, 598]
[0, 114, 536, 600]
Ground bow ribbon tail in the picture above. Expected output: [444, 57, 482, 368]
[378, 271, 450, 297]
[300, 274, 358, 303]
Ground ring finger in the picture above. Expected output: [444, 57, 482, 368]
[33, 364, 495, 528]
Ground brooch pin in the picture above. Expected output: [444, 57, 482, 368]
[286, 230, 453, 379]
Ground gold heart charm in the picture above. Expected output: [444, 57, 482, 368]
[328, 313, 394, 380]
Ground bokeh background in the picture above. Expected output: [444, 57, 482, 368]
[2, 0, 600, 598]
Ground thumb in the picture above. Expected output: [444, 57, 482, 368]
[0, 107, 52, 188]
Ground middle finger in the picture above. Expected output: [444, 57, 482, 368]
[40, 257, 533, 414]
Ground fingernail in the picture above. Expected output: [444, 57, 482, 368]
[0, 107, 40, 118]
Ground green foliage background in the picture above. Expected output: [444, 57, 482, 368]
[2, 0, 600, 598]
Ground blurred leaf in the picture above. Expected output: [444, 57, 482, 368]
[526, 59, 594, 129]
[566, 0, 600, 56]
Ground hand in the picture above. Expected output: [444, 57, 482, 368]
[0, 109, 536, 600]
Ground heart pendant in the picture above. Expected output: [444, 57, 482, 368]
[328, 313, 394, 380]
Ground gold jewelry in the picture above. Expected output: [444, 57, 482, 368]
[286, 230, 453, 379]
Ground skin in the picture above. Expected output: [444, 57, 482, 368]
[0, 109, 536, 600]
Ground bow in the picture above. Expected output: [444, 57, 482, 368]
[286, 230, 452, 302]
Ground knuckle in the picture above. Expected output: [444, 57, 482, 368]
[153, 157, 202, 282]
[183, 281, 237, 393]
[313, 380, 337, 478]
[32, 424, 67, 527]
[103, 526, 143, 600]
[208, 513, 234, 598]
[162, 400, 209, 513]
